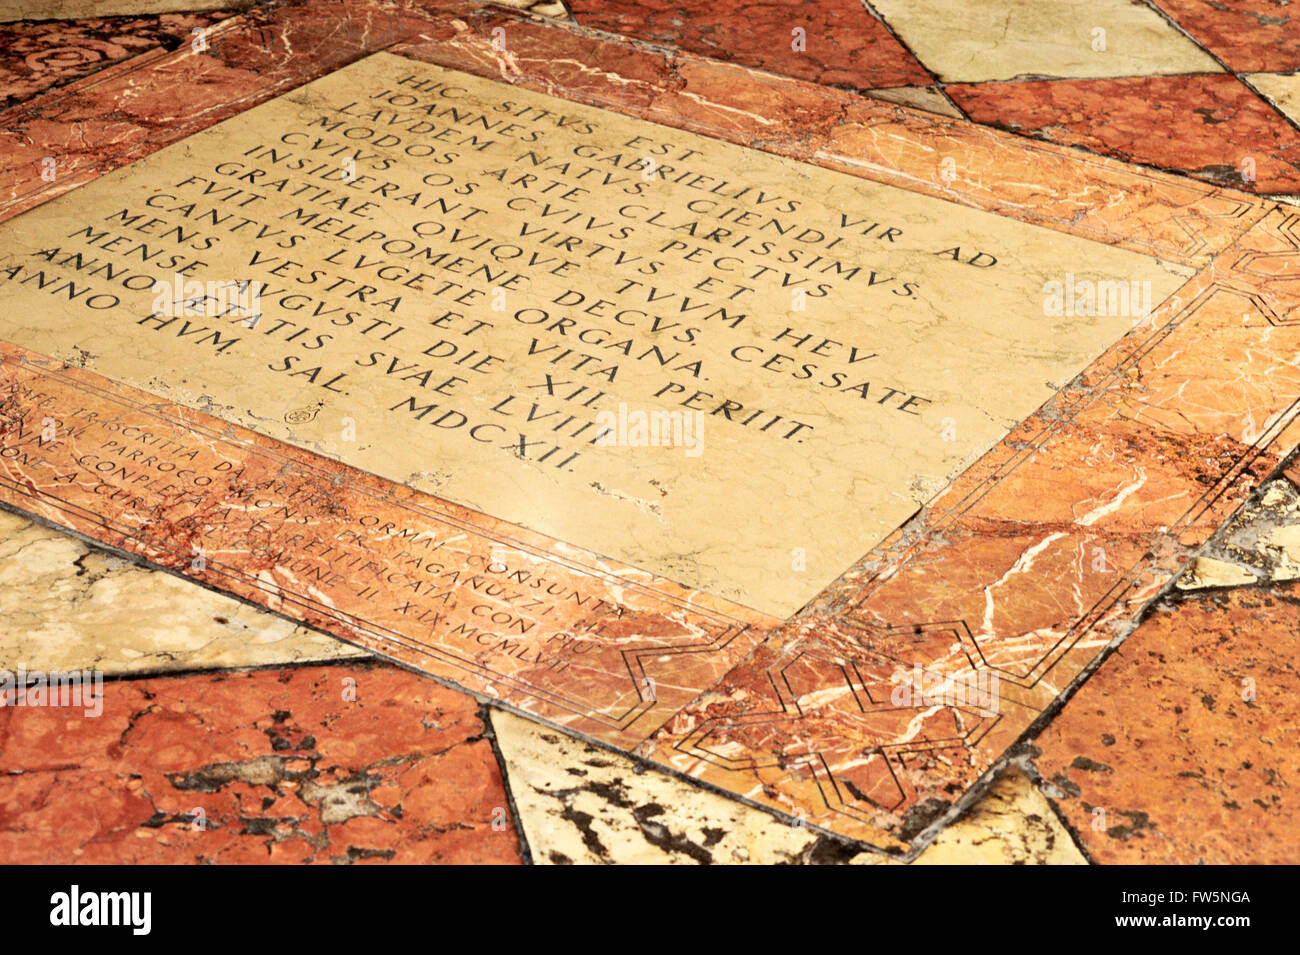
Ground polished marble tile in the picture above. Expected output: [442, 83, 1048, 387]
[948, 73, 1300, 194]
[1152, 0, 1300, 72]
[0, 661, 524, 863]
[0, 3, 1261, 262]
[1033, 584, 1300, 864]
[0, 340, 774, 750]
[0, 508, 369, 675]
[566, 0, 931, 89]
[868, 0, 1221, 83]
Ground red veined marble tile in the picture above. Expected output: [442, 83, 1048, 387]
[1151, 0, 1300, 72]
[947, 73, 1300, 194]
[564, 0, 932, 89]
[0, 662, 525, 864]
[1032, 583, 1300, 864]
[0, 13, 230, 113]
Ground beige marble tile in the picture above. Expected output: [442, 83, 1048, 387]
[865, 85, 964, 118]
[528, 2, 567, 18]
[870, 0, 1222, 82]
[0, 0, 252, 21]
[1249, 72, 1300, 125]
[491, 709, 1086, 863]
[0, 508, 369, 674]
[1177, 556, 1259, 590]
[0, 52, 1190, 618]
[1176, 479, 1300, 590]
[492, 709, 820, 863]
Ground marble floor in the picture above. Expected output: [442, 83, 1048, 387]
[0, 0, 1297, 865]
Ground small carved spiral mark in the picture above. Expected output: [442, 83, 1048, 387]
[25, 40, 122, 72]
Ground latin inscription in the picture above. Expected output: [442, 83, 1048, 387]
[0, 53, 1191, 615]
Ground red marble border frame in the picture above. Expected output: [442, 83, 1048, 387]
[648, 211, 1300, 848]
[1, 0, 1298, 855]
[0, 342, 773, 752]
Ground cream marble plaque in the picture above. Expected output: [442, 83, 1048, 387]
[0, 52, 1191, 616]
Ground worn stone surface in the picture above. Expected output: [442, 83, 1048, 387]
[487, 0, 568, 18]
[1177, 479, 1300, 590]
[493, 709, 819, 864]
[0, 662, 525, 863]
[493, 710, 1085, 864]
[900, 770, 1087, 866]
[1177, 555, 1260, 590]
